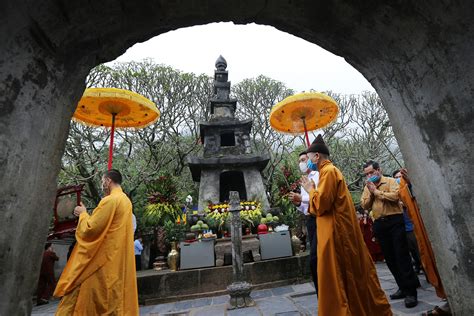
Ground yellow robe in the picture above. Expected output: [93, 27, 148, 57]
[309, 160, 392, 316]
[54, 187, 138, 315]
[399, 178, 446, 299]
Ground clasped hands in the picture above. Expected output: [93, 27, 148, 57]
[300, 175, 316, 193]
[366, 181, 377, 193]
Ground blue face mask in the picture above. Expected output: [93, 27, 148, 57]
[395, 178, 401, 184]
[368, 175, 381, 183]
[307, 159, 318, 171]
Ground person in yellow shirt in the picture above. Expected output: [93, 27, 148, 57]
[361, 161, 419, 308]
[301, 135, 391, 316]
[53, 169, 138, 315]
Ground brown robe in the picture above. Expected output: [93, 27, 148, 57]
[309, 160, 392, 316]
[37, 250, 59, 300]
[399, 178, 446, 299]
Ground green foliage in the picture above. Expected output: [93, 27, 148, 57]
[163, 220, 186, 243]
[350, 191, 362, 205]
[146, 174, 179, 204]
[278, 199, 301, 229]
[142, 202, 181, 228]
[204, 216, 219, 231]
[60, 60, 404, 225]
[272, 151, 303, 200]
[240, 208, 262, 228]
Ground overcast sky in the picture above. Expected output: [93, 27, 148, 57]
[113, 23, 374, 95]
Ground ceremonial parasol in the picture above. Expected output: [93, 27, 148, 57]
[269, 92, 339, 147]
[73, 87, 160, 169]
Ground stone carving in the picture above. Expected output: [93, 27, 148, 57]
[187, 57, 270, 210]
[3, 3, 474, 313]
[241, 134, 251, 154]
[227, 191, 255, 309]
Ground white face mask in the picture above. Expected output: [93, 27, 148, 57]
[101, 178, 111, 196]
[299, 162, 308, 173]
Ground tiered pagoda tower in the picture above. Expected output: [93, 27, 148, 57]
[188, 56, 270, 211]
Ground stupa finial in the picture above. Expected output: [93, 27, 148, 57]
[215, 55, 227, 71]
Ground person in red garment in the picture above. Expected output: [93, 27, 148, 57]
[36, 243, 59, 306]
[359, 210, 385, 262]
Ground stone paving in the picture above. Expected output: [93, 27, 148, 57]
[32, 263, 446, 315]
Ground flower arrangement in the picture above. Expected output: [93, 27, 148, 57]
[146, 175, 179, 204]
[276, 164, 301, 198]
[142, 202, 182, 227]
[207, 201, 259, 212]
[205, 201, 262, 233]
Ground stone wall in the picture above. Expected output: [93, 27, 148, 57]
[1, 1, 473, 314]
[244, 168, 270, 210]
[138, 254, 311, 305]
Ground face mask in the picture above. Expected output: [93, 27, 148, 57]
[299, 162, 308, 173]
[395, 178, 401, 184]
[307, 159, 318, 171]
[368, 175, 381, 183]
[101, 179, 111, 195]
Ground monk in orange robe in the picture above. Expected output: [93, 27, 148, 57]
[395, 169, 451, 316]
[301, 135, 392, 316]
[54, 169, 138, 315]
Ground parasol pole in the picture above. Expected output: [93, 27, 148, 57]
[108, 113, 117, 170]
[381, 140, 403, 169]
[301, 117, 311, 147]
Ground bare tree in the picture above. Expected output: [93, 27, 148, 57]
[232, 75, 296, 203]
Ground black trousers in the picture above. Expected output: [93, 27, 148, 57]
[135, 255, 142, 271]
[406, 231, 422, 271]
[306, 215, 318, 294]
[373, 214, 419, 295]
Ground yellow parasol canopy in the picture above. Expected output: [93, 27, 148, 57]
[73, 87, 160, 128]
[269, 92, 339, 135]
[72, 87, 159, 170]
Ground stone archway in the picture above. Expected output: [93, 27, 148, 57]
[1, 1, 473, 314]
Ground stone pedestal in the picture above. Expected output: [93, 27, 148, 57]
[227, 281, 254, 309]
[215, 235, 261, 266]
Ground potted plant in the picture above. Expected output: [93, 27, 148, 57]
[141, 174, 182, 263]
[278, 199, 303, 254]
[163, 220, 187, 271]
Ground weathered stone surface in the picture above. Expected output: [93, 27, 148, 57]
[188, 60, 271, 210]
[1, 1, 474, 314]
[137, 254, 311, 305]
[215, 236, 261, 266]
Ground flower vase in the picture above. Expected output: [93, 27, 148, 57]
[167, 241, 180, 271]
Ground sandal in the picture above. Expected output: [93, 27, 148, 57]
[422, 306, 452, 316]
